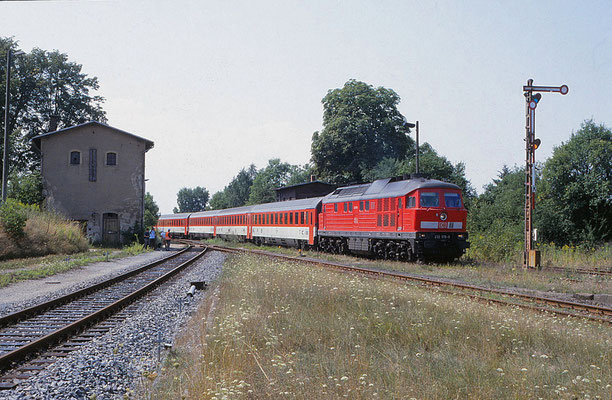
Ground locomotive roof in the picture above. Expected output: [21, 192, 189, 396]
[322, 177, 461, 204]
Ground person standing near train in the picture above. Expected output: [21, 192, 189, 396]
[148, 228, 156, 249]
[165, 229, 172, 250]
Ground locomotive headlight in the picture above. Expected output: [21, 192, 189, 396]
[417, 233, 427, 239]
[440, 212, 447, 221]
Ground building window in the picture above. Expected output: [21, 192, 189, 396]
[89, 149, 97, 182]
[70, 151, 80, 165]
[106, 152, 117, 166]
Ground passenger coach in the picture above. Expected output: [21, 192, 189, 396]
[156, 212, 190, 237]
[250, 197, 322, 248]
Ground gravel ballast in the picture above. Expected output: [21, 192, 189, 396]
[0, 249, 225, 400]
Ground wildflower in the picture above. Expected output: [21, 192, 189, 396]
[521, 368, 528, 372]
[496, 368, 503, 373]
[341, 376, 348, 381]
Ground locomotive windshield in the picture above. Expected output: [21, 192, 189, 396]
[444, 192, 462, 208]
[420, 192, 439, 207]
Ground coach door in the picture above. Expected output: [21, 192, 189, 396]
[103, 213, 120, 245]
[247, 214, 252, 239]
[396, 198, 403, 230]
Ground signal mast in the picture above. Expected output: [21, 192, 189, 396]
[522, 79, 568, 268]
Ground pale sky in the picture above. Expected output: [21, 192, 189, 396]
[2, 0, 611, 213]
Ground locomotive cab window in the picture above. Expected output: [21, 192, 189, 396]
[407, 196, 416, 208]
[420, 192, 439, 207]
[444, 193, 462, 208]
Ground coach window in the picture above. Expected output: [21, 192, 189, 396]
[398, 198, 402, 209]
[70, 151, 81, 165]
[285, 213, 288, 224]
[365, 201, 370, 211]
[359, 201, 363, 211]
[334, 203, 338, 212]
[306, 212, 309, 225]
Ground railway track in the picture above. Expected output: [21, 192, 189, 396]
[0, 246, 206, 389]
[542, 265, 612, 277]
[186, 240, 611, 324]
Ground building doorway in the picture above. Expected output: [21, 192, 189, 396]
[103, 213, 120, 245]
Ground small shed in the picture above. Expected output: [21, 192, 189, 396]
[32, 121, 154, 245]
[274, 181, 336, 202]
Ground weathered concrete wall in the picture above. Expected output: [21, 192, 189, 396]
[40, 124, 147, 244]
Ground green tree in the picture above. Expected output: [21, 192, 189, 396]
[144, 192, 159, 229]
[248, 159, 312, 204]
[537, 120, 611, 245]
[210, 165, 258, 209]
[175, 186, 210, 213]
[7, 171, 43, 205]
[466, 166, 525, 262]
[311, 79, 413, 184]
[362, 143, 476, 206]
[0, 37, 106, 174]
[209, 191, 228, 210]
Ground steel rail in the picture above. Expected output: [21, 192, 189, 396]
[204, 243, 612, 322]
[542, 265, 612, 277]
[0, 247, 207, 371]
[0, 247, 191, 328]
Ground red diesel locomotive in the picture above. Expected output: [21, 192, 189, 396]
[157, 176, 469, 262]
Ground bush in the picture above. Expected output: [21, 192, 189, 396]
[0, 199, 29, 238]
[0, 203, 88, 260]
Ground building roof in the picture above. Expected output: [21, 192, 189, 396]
[31, 121, 154, 151]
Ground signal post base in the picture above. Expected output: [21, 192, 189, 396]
[524, 250, 541, 269]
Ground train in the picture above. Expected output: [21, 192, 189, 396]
[156, 175, 470, 262]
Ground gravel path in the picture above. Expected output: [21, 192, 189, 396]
[0, 249, 174, 315]
[0, 249, 225, 400]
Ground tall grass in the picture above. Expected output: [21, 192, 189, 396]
[144, 254, 611, 399]
[205, 240, 612, 295]
[0, 202, 88, 260]
[467, 234, 611, 269]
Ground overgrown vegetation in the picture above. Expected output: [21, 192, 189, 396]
[205, 239, 611, 295]
[144, 254, 611, 399]
[0, 200, 88, 260]
[467, 120, 611, 263]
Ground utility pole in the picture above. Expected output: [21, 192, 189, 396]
[2, 49, 24, 203]
[522, 79, 568, 268]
